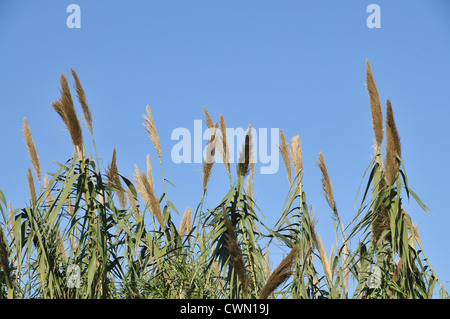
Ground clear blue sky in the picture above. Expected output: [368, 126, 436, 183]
[1, 1, 449, 295]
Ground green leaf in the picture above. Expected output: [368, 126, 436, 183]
[409, 188, 431, 214]
[166, 200, 179, 215]
[119, 174, 137, 198]
[87, 252, 97, 297]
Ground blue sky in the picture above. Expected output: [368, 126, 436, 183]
[1, 1, 449, 295]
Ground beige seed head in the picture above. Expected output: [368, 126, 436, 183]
[51, 73, 84, 159]
[70, 68, 93, 134]
[203, 106, 214, 129]
[106, 147, 118, 185]
[316, 234, 333, 284]
[317, 152, 335, 212]
[146, 154, 155, 190]
[107, 147, 127, 210]
[366, 59, 384, 149]
[259, 245, 299, 299]
[308, 205, 319, 249]
[392, 258, 403, 283]
[372, 201, 390, 245]
[288, 135, 302, 180]
[385, 99, 401, 185]
[342, 242, 350, 289]
[179, 207, 192, 237]
[134, 164, 152, 213]
[27, 167, 37, 203]
[143, 105, 162, 161]
[126, 187, 138, 219]
[279, 129, 292, 186]
[245, 176, 253, 210]
[219, 113, 231, 174]
[22, 117, 41, 184]
[224, 216, 248, 293]
[203, 123, 218, 191]
[140, 171, 165, 230]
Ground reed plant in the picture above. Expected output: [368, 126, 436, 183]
[0, 61, 447, 299]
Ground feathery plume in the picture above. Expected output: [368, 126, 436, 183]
[22, 117, 41, 184]
[203, 106, 214, 130]
[392, 258, 403, 283]
[179, 207, 192, 237]
[146, 154, 154, 189]
[317, 152, 346, 239]
[106, 147, 118, 185]
[143, 105, 162, 161]
[203, 123, 218, 191]
[245, 176, 254, 210]
[288, 135, 302, 181]
[134, 164, 150, 208]
[329, 245, 335, 266]
[385, 99, 401, 185]
[372, 201, 390, 245]
[259, 245, 299, 299]
[342, 242, 350, 289]
[279, 129, 292, 186]
[107, 147, 127, 209]
[224, 216, 248, 293]
[140, 171, 165, 230]
[317, 152, 335, 212]
[219, 113, 231, 173]
[126, 187, 138, 219]
[316, 234, 333, 285]
[366, 59, 384, 148]
[27, 168, 37, 203]
[51, 73, 83, 159]
[70, 68, 93, 134]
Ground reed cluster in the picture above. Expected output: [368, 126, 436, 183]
[0, 61, 446, 299]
